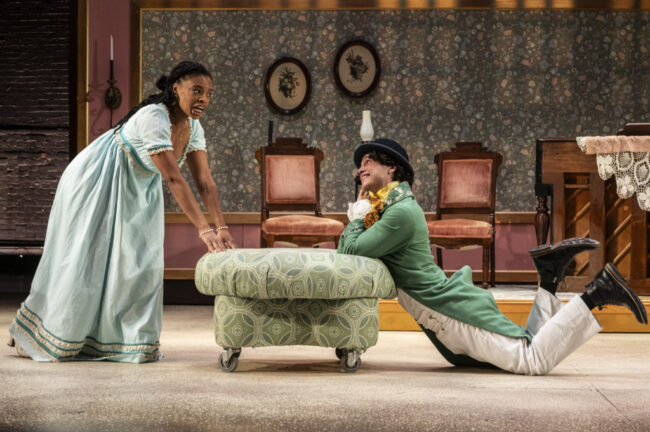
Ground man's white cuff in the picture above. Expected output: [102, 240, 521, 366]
[347, 199, 371, 221]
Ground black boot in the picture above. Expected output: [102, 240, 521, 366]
[529, 237, 600, 295]
[582, 263, 648, 325]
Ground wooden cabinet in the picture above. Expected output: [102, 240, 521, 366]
[535, 137, 650, 294]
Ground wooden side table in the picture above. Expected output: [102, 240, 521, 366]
[534, 124, 650, 294]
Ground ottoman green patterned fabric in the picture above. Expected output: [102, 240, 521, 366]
[195, 248, 396, 371]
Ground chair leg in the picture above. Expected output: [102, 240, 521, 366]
[266, 235, 274, 248]
[490, 240, 496, 287]
[481, 245, 489, 289]
[435, 247, 443, 269]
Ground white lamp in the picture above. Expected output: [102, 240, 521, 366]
[360, 110, 374, 143]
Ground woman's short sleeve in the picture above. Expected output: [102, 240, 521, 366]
[136, 106, 173, 155]
[187, 119, 207, 153]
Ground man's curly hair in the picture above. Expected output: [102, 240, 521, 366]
[366, 151, 414, 186]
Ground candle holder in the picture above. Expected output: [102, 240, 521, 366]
[105, 59, 122, 128]
[105, 80, 122, 128]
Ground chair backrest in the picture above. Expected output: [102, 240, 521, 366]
[434, 142, 502, 217]
[255, 137, 324, 220]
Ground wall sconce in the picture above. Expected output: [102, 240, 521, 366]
[360, 110, 374, 143]
[355, 110, 375, 199]
[105, 35, 122, 128]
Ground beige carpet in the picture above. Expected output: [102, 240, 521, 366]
[1, 297, 650, 432]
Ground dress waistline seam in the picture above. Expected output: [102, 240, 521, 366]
[114, 129, 156, 176]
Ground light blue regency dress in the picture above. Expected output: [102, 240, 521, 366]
[9, 103, 206, 363]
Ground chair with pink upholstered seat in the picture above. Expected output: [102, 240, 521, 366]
[427, 142, 502, 288]
[255, 137, 344, 247]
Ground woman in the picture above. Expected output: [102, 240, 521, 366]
[8, 61, 234, 363]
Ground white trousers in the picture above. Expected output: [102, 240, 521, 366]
[398, 288, 603, 375]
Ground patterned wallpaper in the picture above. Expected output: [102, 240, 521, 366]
[141, 10, 650, 213]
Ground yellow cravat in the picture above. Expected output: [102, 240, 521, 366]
[364, 181, 400, 229]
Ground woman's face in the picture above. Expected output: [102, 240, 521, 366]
[173, 74, 213, 119]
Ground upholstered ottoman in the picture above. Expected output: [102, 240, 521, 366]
[194, 248, 396, 372]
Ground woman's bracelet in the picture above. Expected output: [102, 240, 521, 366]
[199, 228, 215, 237]
[199, 226, 227, 237]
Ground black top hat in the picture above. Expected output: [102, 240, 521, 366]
[354, 138, 414, 179]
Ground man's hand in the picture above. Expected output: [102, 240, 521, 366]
[357, 186, 369, 202]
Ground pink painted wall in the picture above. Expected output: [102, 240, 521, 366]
[164, 224, 261, 268]
[88, 0, 131, 143]
[436, 224, 536, 271]
[165, 222, 537, 271]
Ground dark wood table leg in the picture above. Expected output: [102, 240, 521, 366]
[535, 195, 549, 246]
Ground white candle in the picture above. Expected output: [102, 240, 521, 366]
[110, 35, 114, 61]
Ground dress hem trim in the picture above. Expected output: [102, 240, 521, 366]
[10, 303, 160, 362]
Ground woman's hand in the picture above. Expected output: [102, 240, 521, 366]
[199, 228, 236, 253]
[216, 228, 236, 250]
[200, 230, 221, 253]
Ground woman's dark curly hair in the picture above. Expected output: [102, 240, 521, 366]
[366, 150, 414, 186]
[114, 61, 212, 130]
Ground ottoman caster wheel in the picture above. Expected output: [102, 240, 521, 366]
[219, 348, 241, 372]
[335, 348, 346, 359]
[219, 353, 238, 372]
[340, 351, 361, 373]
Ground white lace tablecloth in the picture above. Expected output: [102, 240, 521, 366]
[577, 136, 650, 211]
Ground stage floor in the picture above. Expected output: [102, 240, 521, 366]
[1, 295, 649, 432]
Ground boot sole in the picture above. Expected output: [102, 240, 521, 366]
[529, 237, 600, 258]
[604, 262, 648, 325]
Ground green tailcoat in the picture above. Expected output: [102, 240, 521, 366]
[337, 182, 531, 342]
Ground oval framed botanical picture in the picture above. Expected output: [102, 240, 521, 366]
[333, 40, 381, 98]
[264, 57, 311, 115]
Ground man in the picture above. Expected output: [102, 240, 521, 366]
[337, 138, 648, 375]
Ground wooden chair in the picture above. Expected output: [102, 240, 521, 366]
[427, 142, 502, 288]
[255, 137, 344, 247]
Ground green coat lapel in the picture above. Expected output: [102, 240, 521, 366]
[381, 182, 414, 212]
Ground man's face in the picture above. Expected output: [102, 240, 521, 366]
[358, 153, 395, 193]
